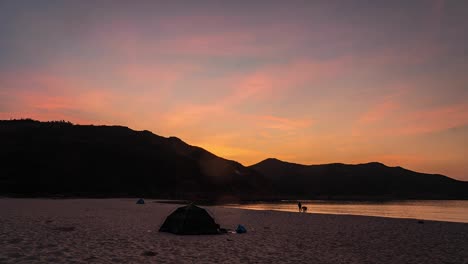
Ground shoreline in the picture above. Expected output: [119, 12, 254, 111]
[2, 194, 468, 202]
[2, 197, 468, 223]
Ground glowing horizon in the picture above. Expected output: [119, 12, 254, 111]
[1, 1, 467, 180]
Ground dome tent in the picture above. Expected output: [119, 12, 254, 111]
[159, 204, 220, 235]
[136, 198, 145, 204]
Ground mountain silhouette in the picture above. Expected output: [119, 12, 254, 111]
[249, 158, 468, 199]
[0, 119, 270, 200]
[1, 119, 466, 200]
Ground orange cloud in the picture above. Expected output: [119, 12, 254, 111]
[0, 71, 132, 125]
[357, 100, 400, 125]
[353, 97, 468, 138]
[256, 115, 313, 131]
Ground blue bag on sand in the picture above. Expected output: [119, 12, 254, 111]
[236, 224, 247, 234]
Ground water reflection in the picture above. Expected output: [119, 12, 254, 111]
[225, 200, 468, 223]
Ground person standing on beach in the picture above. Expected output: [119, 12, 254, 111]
[298, 201, 302, 212]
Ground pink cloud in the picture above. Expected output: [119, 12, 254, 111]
[0, 71, 134, 124]
[121, 63, 200, 84]
[398, 103, 468, 135]
[158, 33, 273, 57]
[157, 58, 335, 131]
[357, 100, 400, 125]
[153, 56, 361, 138]
[116, 62, 203, 103]
[353, 99, 468, 138]
[91, 27, 272, 58]
[86, 14, 318, 59]
[219, 57, 358, 107]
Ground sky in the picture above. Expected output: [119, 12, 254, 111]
[0, 0, 467, 180]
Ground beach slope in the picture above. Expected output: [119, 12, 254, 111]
[0, 199, 467, 264]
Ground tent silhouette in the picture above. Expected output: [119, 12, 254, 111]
[159, 204, 220, 235]
[136, 198, 145, 204]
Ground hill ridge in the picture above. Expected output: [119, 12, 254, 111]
[0, 119, 270, 200]
[1, 119, 466, 200]
[249, 158, 467, 199]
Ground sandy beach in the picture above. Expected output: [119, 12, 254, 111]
[0, 199, 467, 264]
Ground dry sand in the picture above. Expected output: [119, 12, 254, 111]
[0, 198, 467, 264]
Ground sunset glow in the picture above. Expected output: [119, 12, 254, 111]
[1, 1, 467, 179]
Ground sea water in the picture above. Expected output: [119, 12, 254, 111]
[225, 200, 468, 223]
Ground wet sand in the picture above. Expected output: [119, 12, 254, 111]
[0, 198, 467, 264]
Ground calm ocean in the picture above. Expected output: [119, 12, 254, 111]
[225, 200, 468, 223]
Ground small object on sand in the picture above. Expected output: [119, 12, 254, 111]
[136, 198, 145, 205]
[301, 206, 308, 213]
[236, 224, 247, 234]
[142, 251, 157, 257]
[418, 220, 424, 224]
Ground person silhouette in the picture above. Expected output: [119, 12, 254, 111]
[298, 201, 302, 212]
